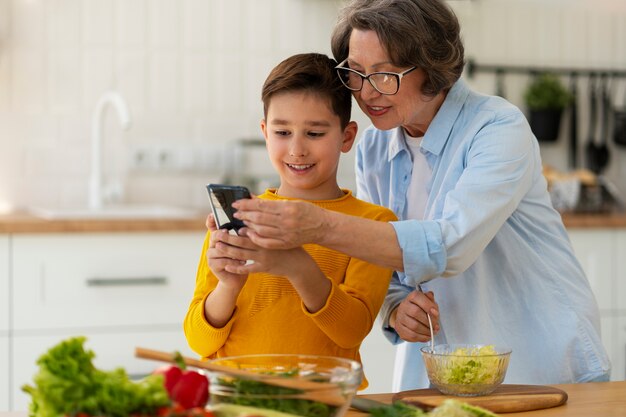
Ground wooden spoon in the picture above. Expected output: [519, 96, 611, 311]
[135, 347, 349, 407]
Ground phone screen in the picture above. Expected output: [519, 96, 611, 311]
[206, 184, 251, 232]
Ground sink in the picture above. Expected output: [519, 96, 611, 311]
[28, 204, 203, 220]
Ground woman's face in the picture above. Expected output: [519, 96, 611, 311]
[347, 29, 445, 137]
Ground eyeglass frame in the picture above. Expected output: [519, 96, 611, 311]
[335, 58, 418, 95]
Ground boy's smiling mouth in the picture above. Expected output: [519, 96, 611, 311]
[286, 163, 315, 171]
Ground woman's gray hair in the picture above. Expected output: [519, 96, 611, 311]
[331, 0, 464, 96]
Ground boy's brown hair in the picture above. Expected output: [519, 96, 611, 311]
[261, 53, 352, 129]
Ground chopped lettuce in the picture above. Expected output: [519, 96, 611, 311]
[438, 345, 501, 386]
[369, 400, 498, 417]
[22, 336, 170, 417]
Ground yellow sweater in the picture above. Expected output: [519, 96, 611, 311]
[184, 189, 396, 386]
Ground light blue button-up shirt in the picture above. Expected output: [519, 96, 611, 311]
[355, 78, 610, 390]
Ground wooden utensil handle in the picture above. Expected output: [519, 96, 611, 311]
[134, 346, 344, 405]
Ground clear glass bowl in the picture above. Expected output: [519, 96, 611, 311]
[421, 344, 512, 396]
[206, 354, 362, 417]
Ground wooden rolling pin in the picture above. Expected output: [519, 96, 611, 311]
[135, 347, 348, 407]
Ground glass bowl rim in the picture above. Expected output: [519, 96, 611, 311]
[420, 343, 512, 357]
[208, 353, 363, 368]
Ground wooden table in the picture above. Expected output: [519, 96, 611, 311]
[347, 381, 626, 417]
[2, 381, 625, 417]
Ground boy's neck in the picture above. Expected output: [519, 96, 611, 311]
[275, 184, 345, 201]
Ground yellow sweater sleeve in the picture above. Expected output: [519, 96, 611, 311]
[183, 230, 234, 359]
[303, 208, 397, 349]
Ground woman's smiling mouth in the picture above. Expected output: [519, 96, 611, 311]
[366, 105, 389, 117]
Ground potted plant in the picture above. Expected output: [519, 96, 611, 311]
[523, 73, 572, 142]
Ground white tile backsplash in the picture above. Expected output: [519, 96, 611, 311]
[148, 0, 180, 48]
[83, 0, 114, 46]
[0, 0, 625, 210]
[181, 0, 211, 50]
[47, 0, 81, 47]
[11, 0, 45, 46]
[49, 48, 82, 114]
[115, 0, 146, 47]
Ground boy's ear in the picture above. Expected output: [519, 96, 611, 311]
[341, 121, 358, 153]
[260, 119, 268, 141]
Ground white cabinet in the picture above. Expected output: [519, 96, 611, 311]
[568, 230, 615, 311]
[616, 231, 626, 311]
[359, 322, 395, 394]
[1, 234, 9, 332]
[1, 235, 9, 411]
[12, 233, 203, 331]
[9, 231, 206, 411]
[0, 336, 8, 412]
[568, 229, 626, 382]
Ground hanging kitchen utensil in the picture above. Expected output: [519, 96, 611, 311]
[614, 79, 626, 147]
[585, 74, 600, 173]
[595, 74, 611, 173]
[568, 74, 579, 169]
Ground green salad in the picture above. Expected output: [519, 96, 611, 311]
[211, 372, 337, 417]
[22, 337, 170, 417]
[437, 345, 502, 386]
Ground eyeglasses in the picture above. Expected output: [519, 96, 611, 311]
[335, 58, 417, 95]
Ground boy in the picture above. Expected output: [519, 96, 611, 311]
[183, 53, 397, 387]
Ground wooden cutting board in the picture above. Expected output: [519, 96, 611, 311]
[393, 384, 568, 413]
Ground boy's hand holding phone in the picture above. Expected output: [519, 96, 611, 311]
[206, 184, 251, 234]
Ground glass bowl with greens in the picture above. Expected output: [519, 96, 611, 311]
[421, 344, 511, 396]
[206, 354, 362, 417]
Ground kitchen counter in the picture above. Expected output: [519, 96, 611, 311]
[0, 211, 625, 233]
[348, 381, 626, 417]
[2, 381, 625, 416]
[0, 211, 208, 233]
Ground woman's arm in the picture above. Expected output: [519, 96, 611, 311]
[232, 199, 405, 271]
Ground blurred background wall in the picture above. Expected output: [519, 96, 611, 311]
[0, 0, 624, 212]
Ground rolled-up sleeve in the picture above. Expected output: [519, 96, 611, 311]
[391, 219, 446, 286]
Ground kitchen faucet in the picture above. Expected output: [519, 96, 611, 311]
[89, 91, 132, 210]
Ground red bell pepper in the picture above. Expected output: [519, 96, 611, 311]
[153, 352, 209, 409]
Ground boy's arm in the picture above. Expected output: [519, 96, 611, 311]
[183, 231, 237, 358]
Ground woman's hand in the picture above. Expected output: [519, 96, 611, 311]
[232, 198, 329, 249]
[212, 228, 309, 277]
[391, 290, 440, 342]
[207, 228, 249, 291]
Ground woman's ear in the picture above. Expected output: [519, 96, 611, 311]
[341, 121, 358, 153]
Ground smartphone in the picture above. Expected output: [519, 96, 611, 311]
[206, 184, 251, 233]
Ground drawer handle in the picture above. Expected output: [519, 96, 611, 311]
[86, 276, 168, 287]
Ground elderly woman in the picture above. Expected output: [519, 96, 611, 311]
[222, 0, 610, 389]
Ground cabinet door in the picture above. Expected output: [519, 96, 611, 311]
[568, 230, 615, 311]
[12, 232, 205, 331]
[613, 316, 626, 382]
[12, 329, 197, 412]
[616, 231, 626, 311]
[0, 336, 8, 411]
[0, 235, 8, 411]
[359, 322, 396, 394]
[0, 235, 9, 332]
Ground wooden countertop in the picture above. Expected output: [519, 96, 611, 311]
[0, 211, 624, 234]
[349, 381, 626, 417]
[0, 212, 209, 233]
[2, 381, 625, 416]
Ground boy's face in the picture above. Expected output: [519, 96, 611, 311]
[261, 91, 357, 200]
